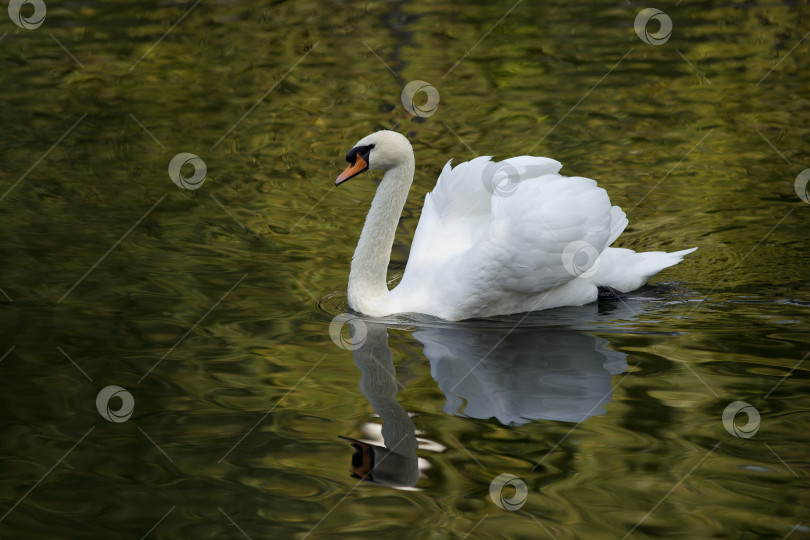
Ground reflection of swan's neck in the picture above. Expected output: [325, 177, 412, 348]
[352, 322, 418, 456]
[348, 161, 414, 315]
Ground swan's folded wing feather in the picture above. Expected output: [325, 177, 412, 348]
[407, 156, 564, 272]
[428, 157, 493, 219]
[464, 174, 614, 297]
[607, 205, 628, 246]
[400, 157, 615, 317]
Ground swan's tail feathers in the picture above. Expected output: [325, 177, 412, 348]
[607, 206, 628, 247]
[639, 246, 698, 276]
[593, 246, 697, 292]
[662, 246, 698, 262]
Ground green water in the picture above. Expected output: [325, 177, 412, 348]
[1, 0, 809, 538]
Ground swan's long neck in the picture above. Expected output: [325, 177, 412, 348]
[348, 160, 414, 315]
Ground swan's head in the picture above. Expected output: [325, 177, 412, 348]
[335, 130, 413, 186]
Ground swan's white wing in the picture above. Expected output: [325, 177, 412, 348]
[466, 172, 614, 297]
[406, 155, 564, 270]
[607, 205, 628, 247]
[395, 156, 617, 317]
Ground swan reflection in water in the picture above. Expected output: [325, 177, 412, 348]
[338, 298, 661, 487]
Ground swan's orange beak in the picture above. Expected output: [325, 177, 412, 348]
[335, 154, 369, 186]
[336, 144, 373, 186]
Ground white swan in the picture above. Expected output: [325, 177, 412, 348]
[334, 130, 696, 321]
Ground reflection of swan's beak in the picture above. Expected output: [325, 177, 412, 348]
[339, 434, 419, 487]
[339, 436, 374, 480]
[335, 146, 371, 185]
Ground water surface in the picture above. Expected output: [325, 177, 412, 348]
[1, 0, 809, 538]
